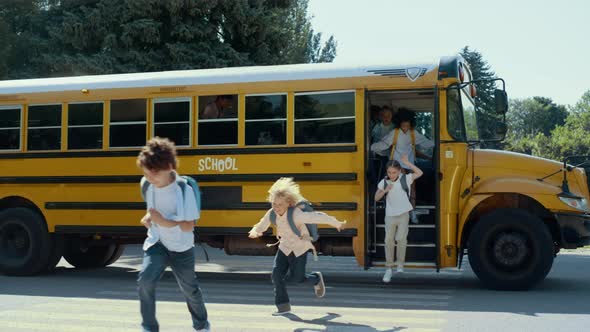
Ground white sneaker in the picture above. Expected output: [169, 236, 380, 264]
[396, 266, 404, 273]
[195, 327, 210, 332]
[382, 268, 393, 283]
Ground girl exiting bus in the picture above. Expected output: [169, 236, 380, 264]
[374, 155, 423, 282]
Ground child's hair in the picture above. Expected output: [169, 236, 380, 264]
[386, 160, 402, 171]
[393, 107, 416, 128]
[381, 105, 393, 113]
[136, 137, 178, 171]
[267, 177, 305, 206]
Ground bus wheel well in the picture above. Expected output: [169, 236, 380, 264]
[0, 196, 45, 225]
[460, 193, 559, 251]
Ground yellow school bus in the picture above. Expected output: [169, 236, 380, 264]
[0, 55, 588, 290]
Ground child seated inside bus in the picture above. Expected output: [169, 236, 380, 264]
[370, 108, 434, 222]
[248, 177, 346, 316]
[374, 156, 423, 282]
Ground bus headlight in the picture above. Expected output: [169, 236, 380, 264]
[559, 196, 589, 213]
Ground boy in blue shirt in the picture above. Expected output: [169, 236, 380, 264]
[136, 137, 210, 332]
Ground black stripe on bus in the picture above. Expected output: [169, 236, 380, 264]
[0, 145, 357, 159]
[0, 173, 357, 184]
[45, 202, 358, 211]
[54, 225, 358, 237]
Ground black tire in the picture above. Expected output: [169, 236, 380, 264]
[43, 233, 65, 273]
[0, 208, 51, 276]
[104, 244, 125, 266]
[63, 238, 117, 269]
[468, 208, 554, 290]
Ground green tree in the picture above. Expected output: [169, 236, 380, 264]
[539, 91, 590, 160]
[460, 46, 505, 146]
[4, 0, 337, 78]
[506, 96, 568, 138]
[505, 91, 590, 163]
[460, 46, 496, 111]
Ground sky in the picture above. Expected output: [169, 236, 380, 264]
[308, 0, 589, 107]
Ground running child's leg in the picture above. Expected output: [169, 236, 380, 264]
[271, 250, 291, 314]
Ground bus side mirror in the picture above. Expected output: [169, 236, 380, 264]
[494, 89, 508, 114]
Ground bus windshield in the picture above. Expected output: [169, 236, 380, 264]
[447, 82, 506, 142]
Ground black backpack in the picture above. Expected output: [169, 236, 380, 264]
[268, 201, 320, 242]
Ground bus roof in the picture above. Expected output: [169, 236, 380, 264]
[0, 59, 443, 95]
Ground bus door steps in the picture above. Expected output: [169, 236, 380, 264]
[369, 243, 437, 262]
[370, 261, 437, 269]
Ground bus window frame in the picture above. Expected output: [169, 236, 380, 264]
[244, 92, 288, 146]
[196, 95, 239, 147]
[27, 103, 62, 151]
[293, 89, 356, 145]
[67, 101, 105, 151]
[0, 104, 23, 151]
[152, 97, 192, 148]
[445, 84, 467, 142]
[109, 98, 148, 149]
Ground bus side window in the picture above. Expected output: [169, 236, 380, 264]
[110, 99, 147, 148]
[68, 102, 103, 150]
[294, 91, 355, 144]
[245, 94, 286, 146]
[0, 105, 22, 151]
[153, 98, 191, 147]
[198, 94, 238, 146]
[28, 104, 61, 151]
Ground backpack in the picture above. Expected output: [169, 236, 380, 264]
[381, 173, 410, 199]
[140, 175, 201, 214]
[268, 201, 320, 242]
[140, 175, 208, 261]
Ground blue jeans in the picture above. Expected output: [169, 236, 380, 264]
[138, 242, 209, 332]
[272, 250, 319, 308]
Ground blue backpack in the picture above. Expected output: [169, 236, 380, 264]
[269, 201, 320, 242]
[140, 175, 202, 220]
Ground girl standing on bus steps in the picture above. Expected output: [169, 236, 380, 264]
[370, 108, 433, 223]
[375, 155, 423, 282]
[248, 177, 347, 316]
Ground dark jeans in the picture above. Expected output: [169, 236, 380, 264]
[138, 242, 209, 332]
[272, 250, 319, 307]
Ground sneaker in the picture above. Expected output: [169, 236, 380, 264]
[396, 266, 404, 273]
[313, 272, 326, 298]
[272, 303, 291, 316]
[410, 210, 419, 224]
[272, 309, 291, 316]
[195, 326, 210, 332]
[382, 268, 393, 283]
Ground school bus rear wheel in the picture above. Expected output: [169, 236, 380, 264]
[0, 208, 52, 276]
[63, 238, 120, 268]
[467, 208, 554, 291]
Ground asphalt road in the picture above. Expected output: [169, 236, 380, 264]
[0, 245, 588, 332]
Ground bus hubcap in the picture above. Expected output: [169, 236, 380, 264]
[0, 223, 31, 261]
[493, 232, 528, 267]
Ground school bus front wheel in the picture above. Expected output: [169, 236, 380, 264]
[467, 208, 554, 290]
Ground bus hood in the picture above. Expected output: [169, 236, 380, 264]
[473, 149, 590, 200]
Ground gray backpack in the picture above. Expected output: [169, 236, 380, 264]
[268, 201, 320, 242]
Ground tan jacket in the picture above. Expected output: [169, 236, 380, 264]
[250, 208, 342, 257]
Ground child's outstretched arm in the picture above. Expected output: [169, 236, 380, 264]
[248, 210, 272, 238]
[298, 210, 346, 231]
[401, 154, 423, 180]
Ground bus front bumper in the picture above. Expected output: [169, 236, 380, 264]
[555, 212, 590, 249]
